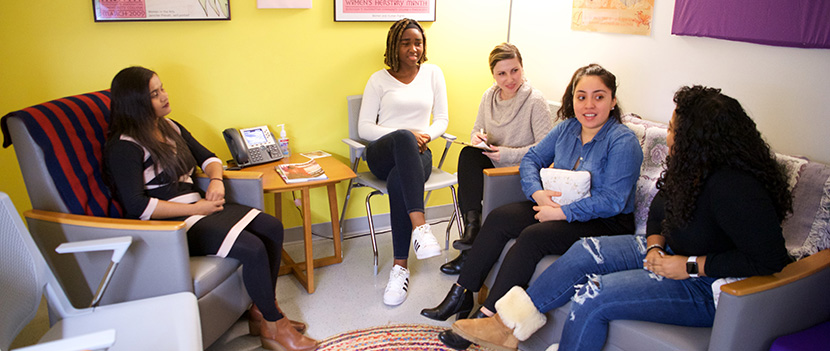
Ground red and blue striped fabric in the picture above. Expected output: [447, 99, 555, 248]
[1, 90, 123, 218]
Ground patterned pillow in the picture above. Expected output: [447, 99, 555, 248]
[782, 160, 830, 260]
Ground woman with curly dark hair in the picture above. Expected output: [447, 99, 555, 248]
[449, 85, 793, 351]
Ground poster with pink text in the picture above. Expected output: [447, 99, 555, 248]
[335, 0, 436, 22]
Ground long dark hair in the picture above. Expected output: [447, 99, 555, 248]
[556, 63, 622, 122]
[107, 66, 196, 182]
[657, 85, 792, 233]
[384, 18, 427, 72]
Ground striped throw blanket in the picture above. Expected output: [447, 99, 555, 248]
[1, 90, 123, 217]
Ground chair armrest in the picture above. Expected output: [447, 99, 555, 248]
[24, 210, 193, 307]
[481, 166, 525, 221]
[194, 170, 264, 210]
[12, 330, 115, 351]
[56, 236, 133, 307]
[709, 249, 830, 351]
[483, 166, 519, 177]
[342, 138, 367, 166]
[721, 249, 830, 296]
[56, 236, 133, 263]
[441, 133, 457, 141]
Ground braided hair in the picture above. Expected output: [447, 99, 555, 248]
[384, 18, 427, 72]
[657, 85, 792, 233]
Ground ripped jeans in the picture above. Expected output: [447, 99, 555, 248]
[525, 235, 717, 351]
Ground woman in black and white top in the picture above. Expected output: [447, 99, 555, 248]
[104, 66, 317, 351]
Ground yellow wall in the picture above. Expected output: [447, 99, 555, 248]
[0, 1, 510, 227]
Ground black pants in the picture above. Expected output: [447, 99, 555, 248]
[365, 130, 432, 259]
[192, 213, 286, 322]
[457, 146, 495, 214]
[456, 200, 634, 312]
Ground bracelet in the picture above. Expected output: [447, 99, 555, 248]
[646, 244, 664, 254]
[209, 178, 223, 182]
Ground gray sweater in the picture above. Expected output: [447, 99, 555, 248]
[472, 82, 553, 168]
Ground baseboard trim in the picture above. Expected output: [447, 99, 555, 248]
[283, 203, 458, 243]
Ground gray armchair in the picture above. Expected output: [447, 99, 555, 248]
[0, 191, 202, 351]
[1, 90, 263, 348]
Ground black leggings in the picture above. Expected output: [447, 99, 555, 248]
[457, 146, 495, 213]
[457, 201, 634, 312]
[225, 213, 285, 322]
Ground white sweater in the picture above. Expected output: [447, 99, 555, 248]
[358, 63, 449, 142]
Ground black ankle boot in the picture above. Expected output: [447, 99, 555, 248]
[453, 210, 481, 251]
[440, 250, 468, 275]
[420, 284, 473, 321]
[438, 310, 487, 349]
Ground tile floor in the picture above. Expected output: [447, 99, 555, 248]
[206, 220, 466, 350]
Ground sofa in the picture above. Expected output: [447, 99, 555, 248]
[479, 114, 830, 351]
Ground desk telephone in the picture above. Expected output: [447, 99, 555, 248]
[223, 126, 284, 168]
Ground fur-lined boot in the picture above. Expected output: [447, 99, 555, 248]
[451, 286, 546, 351]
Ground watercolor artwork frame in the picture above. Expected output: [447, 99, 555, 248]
[93, 0, 231, 22]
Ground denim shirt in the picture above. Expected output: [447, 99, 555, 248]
[520, 117, 643, 222]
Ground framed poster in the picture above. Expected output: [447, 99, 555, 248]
[93, 0, 231, 22]
[334, 0, 436, 22]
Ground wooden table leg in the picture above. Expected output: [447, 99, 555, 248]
[301, 187, 314, 293]
[272, 193, 282, 221]
[327, 183, 343, 263]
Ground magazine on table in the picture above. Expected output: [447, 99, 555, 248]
[299, 150, 332, 159]
[275, 159, 328, 183]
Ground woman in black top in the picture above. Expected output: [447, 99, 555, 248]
[104, 66, 317, 351]
[448, 85, 793, 351]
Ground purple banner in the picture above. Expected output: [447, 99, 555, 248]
[672, 0, 830, 49]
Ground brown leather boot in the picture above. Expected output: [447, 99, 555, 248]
[452, 313, 519, 351]
[249, 303, 308, 335]
[260, 317, 319, 351]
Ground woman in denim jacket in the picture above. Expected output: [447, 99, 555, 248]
[422, 63, 643, 350]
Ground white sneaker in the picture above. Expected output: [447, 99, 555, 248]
[384, 265, 409, 306]
[411, 223, 441, 259]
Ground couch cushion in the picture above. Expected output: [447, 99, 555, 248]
[781, 160, 830, 259]
[190, 256, 241, 298]
[622, 114, 668, 234]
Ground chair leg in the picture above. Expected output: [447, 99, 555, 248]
[339, 179, 355, 235]
[365, 191, 382, 275]
[445, 212, 455, 250]
[449, 185, 463, 244]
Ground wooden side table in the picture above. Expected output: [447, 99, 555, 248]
[244, 154, 356, 293]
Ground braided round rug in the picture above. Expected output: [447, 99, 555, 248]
[317, 324, 485, 351]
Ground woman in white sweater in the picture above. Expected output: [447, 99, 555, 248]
[357, 18, 449, 306]
[440, 43, 552, 275]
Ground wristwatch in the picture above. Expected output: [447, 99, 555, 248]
[686, 256, 699, 277]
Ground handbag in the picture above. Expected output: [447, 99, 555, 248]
[539, 168, 591, 205]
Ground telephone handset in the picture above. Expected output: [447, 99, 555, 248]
[222, 125, 283, 168]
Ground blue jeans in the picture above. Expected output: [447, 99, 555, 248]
[526, 235, 717, 351]
[365, 130, 432, 259]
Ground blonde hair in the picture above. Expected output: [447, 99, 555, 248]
[488, 42, 523, 73]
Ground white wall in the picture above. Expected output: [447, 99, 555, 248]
[509, 1, 830, 163]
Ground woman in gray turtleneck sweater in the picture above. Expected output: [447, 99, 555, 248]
[441, 43, 553, 275]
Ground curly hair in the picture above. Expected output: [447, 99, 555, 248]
[556, 63, 622, 122]
[107, 66, 196, 182]
[384, 18, 427, 72]
[657, 85, 792, 233]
